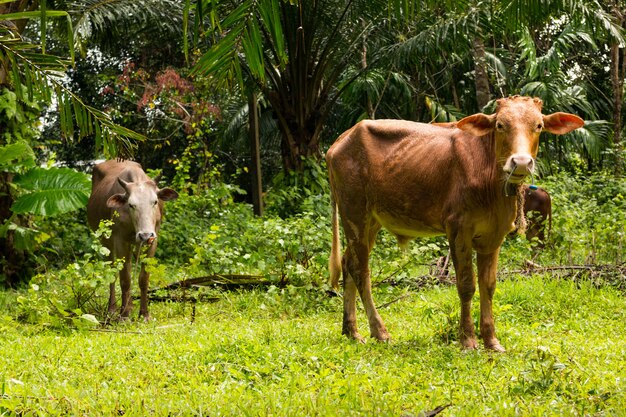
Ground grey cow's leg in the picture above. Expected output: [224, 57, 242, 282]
[477, 250, 505, 352]
[138, 266, 150, 321]
[138, 242, 156, 321]
[119, 257, 133, 319]
[108, 282, 117, 315]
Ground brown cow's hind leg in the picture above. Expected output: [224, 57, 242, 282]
[346, 240, 389, 342]
[342, 263, 364, 342]
[477, 251, 505, 352]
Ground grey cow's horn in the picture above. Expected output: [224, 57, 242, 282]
[117, 177, 130, 190]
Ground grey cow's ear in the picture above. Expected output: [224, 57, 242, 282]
[107, 193, 128, 209]
[158, 188, 179, 201]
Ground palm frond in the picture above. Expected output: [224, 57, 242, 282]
[1, 28, 145, 158]
[70, 0, 184, 48]
[566, 119, 611, 162]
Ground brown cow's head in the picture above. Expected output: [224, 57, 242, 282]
[107, 178, 179, 244]
[455, 96, 584, 183]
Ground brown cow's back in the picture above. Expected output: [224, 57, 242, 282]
[328, 119, 512, 248]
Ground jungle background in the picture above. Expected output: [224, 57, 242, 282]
[1, 1, 626, 415]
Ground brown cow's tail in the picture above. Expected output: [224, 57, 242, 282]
[329, 192, 342, 291]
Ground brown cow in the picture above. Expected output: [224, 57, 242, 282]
[87, 160, 178, 320]
[327, 96, 583, 351]
[521, 185, 552, 245]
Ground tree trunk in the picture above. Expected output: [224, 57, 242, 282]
[472, 35, 491, 110]
[0, 172, 28, 287]
[0, 0, 38, 286]
[610, 2, 625, 174]
[278, 124, 320, 172]
[362, 21, 374, 119]
[248, 91, 264, 216]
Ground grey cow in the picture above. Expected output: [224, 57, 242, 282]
[87, 160, 178, 320]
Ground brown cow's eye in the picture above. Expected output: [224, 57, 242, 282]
[496, 122, 504, 130]
[536, 123, 543, 131]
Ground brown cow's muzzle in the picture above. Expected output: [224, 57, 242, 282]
[504, 154, 535, 183]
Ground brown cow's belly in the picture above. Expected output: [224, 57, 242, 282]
[373, 211, 444, 239]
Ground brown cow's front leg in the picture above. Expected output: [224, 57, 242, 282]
[477, 251, 505, 352]
[449, 229, 477, 350]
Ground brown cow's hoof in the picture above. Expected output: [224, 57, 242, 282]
[371, 330, 391, 343]
[461, 338, 479, 350]
[326, 289, 342, 298]
[344, 330, 366, 343]
[485, 341, 506, 352]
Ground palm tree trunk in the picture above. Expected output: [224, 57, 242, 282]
[248, 91, 264, 216]
[0, 172, 27, 287]
[610, 2, 625, 174]
[472, 36, 491, 110]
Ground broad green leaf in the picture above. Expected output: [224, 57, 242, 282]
[2, 222, 45, 251]
[11, 167, 91, 216]
[0, 142, 36, 172]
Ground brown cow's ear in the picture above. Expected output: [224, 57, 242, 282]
[107, 193, 128, 209]
[158, 188, 179, 201]
[543, 112, 585, 135]
[456, 113, 495, 137]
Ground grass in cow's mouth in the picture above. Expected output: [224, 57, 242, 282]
[1, 274, 625, 416]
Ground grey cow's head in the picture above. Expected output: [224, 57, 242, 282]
[106, 178, 179, 244]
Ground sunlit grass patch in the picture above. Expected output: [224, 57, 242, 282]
[1, 275, 626, 416]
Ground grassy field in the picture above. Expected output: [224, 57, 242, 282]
[1, 274, 625, 416]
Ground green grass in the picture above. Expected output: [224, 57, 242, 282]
[2, 275, 626, 416]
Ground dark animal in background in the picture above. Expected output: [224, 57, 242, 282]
[521, 185, 552, 246]
[327, 96, 583, 351]
[87, 160, 178, 320]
